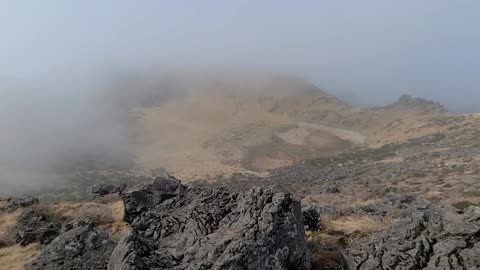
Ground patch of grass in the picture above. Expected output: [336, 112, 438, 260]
[324, 215, 393, 236]
[68, 203, 116, 225]
[94, 194, 122, 204]
[0, 224, 16, 248]
[452, 200, 478, 210]
[462, 190, 480, 197]
[306, 143, 405, 167]
[0, 244, 39, 270]
[0, 210, 22, 248]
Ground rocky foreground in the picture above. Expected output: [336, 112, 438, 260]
[345, 195, 480, 270]
[27, 176, 311, 270]
[8, 176, 479, 270]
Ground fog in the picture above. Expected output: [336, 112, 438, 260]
[0, 77, 133, 194]
[1, 1, 480, 194]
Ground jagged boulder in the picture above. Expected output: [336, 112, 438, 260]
[346, 205, 480, 270]
[109, 176, 311, 270]
[27, 224, 115, 270]
[6, 196, 39, 212]
[91, 183, 127, 198]
[15, 208, 62, 246]
[122, 175, 186, 223]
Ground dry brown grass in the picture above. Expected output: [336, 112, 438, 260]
[0, 210, 22, 248]
[0, 210, 21, 232]
[97, 200, 129, 240]
[72, 204, 115, 225]
[50, 199, 128, 239]
[324, 214, 395, 235]
[94, 193, 122, 204]
[0, 199, 128, 270]
[306, 212, 400, 270]
[49, 199, 121, 223]
[0, 223, 16, 248]
[0, 244, 39, 270]
[0, 200, 9, 210]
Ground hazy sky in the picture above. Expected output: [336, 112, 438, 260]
[1, 1, 480, 111]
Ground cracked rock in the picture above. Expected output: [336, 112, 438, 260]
[109, 176, 311, 270]
[27, 224, 115, 270]
[346, 204, 480, 270]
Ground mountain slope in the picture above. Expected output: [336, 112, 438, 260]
[113, 72, 457, 181]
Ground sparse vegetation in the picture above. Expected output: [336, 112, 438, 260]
[452, 200, 478, 210]
[303, 208, 321, 231]
[306, 142, 405, 167]
[72, 204, 115, 225]
[0, 244, 39, 270]
[0, 210, 22, 248]
[0, 224, 16, 248]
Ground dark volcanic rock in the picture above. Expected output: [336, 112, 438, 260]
[346, 204, 480, 270]
[122, 175, 186, 223]
[27, 224, 115, 270]
[325, 185, 340, 194]
[6, 196, 39, 212]
[91, 183, 127, 198]
[303, 207, 321, 231]
[15, 208, 62, 246]
[109, 176, 311, 270]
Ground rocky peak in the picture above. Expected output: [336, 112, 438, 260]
[394, 94, 447, 113]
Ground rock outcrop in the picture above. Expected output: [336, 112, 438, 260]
[27, 223, 115, 270]
[91, 184, 127, 198]
[15, 208, 62, 246]
[394, 94, 447, 113]
[346, 203, 480, 270]
[5, 196, 39, 212]
[109, 176, 311, 270]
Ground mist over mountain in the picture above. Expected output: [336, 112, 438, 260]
[0, 68, 466, 194]
[1, 1, 480, 111]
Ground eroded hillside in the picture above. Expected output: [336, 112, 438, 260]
[111, 72, 457, 182]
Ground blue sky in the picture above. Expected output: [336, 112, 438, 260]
[1, 1, 480, 111]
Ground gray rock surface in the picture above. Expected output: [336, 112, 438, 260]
[6, 196, 39, 212]
[91, 184, 127, 198]
[15, 208, 62, 246]
[346, 203, 480, 270]
[109, 176, 311, 270]
[27, 224, 115, 270]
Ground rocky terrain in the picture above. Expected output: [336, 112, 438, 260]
[1, 74, 480, 269]
[2, 176, 309, 270]
[1, 176, 479, 269]
[346, 202, 480, 269]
